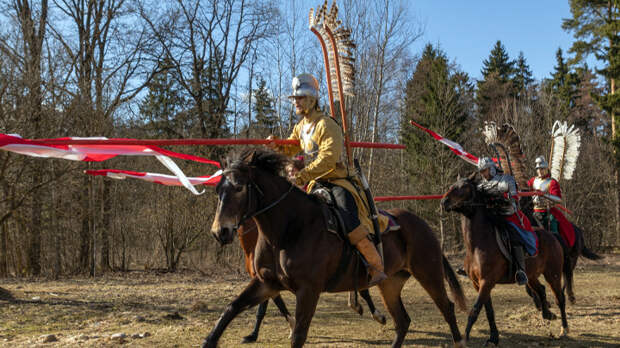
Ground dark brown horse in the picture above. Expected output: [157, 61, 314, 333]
[519, 198, 603, 304]
[441, 175, 568, 346]
[205, 149, 467, 348]
[236, 219, 386, 344]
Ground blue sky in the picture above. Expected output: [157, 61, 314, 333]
[412, 1, 579, 81]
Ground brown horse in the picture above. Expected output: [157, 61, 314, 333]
[441, 175, 568, 346]
[519, 198, 603, 304]
[204, 149, 467, 348]
[236, 219, 386, 344]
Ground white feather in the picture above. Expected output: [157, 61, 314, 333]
[550, 121, 581, 180]
[482, 122, 498, 145]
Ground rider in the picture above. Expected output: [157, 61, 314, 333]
[269, 73, 387, 285]
[477, 157, 532, 285]
[527, 156, 563, 238]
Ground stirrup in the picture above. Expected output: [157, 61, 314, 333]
[515, 270, 528, 285]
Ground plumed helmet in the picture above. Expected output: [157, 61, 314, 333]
[477, 157, 497, 176]
[535, 155, 549, 169]
[288, 74, 319, 99]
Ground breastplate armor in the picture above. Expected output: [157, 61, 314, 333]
[532, 177, 551, 210]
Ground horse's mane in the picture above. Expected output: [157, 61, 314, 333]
[227, 148, 288, 177]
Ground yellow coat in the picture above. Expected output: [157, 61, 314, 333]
[278, 110, 388, 243]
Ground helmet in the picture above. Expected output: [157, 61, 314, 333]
[477, 157, 497, 177]
[288, 74, 319, 99]
[535, 155, 549, 169]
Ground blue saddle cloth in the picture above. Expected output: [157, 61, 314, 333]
[507, 222, 538, 256]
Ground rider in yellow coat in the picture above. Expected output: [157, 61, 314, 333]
[271, 73, 387, 285]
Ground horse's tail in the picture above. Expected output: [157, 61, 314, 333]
[442, 255, 467, 312]
[574, 225, 603, 260]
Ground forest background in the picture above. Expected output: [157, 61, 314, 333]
[0, 0, 617, 277]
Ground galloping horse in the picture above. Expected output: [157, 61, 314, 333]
[236, 219, 386, 344]
[441, 175, 568, 346]
[205, 149, 467, 348]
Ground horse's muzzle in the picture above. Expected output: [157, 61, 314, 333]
[440, 196, 452, 211]
[212, 227, 235, 246]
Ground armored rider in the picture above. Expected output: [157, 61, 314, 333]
[477, 157, 532, 285]
[269, 73, 387, 285]
[527, 156, 563, 238]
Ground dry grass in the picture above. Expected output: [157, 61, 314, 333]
[1, 255, 619, 348]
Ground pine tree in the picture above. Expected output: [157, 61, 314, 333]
[547, 47, 580, 119]
[252, 78, 278, 138]
[481, 40, 515, 83]
[513, 51, 534, 96]
[401, 43, 473, 242]
[563, 0, 620, 243]
[139, 58, 188, 138]
[476, 40, 516, 119]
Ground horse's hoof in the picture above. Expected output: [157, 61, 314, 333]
[350, 304, 363, 316]
[202, 340, 216, 348]
[372, 311, 387, 325]
[241, 334, 257, 343]
[568, 295, 576, 305]
[454, 339, 467, 348]
[287, 316, 295, 339]
[484, 340, 497, 347]
[560, 326, 569, 337]
[542, 311, 557, 321]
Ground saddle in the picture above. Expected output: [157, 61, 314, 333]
[494, 223, 539, 282]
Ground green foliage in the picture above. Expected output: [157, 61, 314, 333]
[252, 78, 278, 138]
[481, 40, 515, 83]
[139, 59, 189, 138]
[563, 0, 619, 147]
[546, 47, 581, 119]
[514, 51, 534, 96]
[476, 40, 518, 119]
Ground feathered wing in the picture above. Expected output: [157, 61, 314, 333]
[482, 122, 529, 189]
[310, 1, 356, 101]
[550, 121, 581, 180]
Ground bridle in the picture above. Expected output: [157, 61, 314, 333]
[446, 179, 485, 212]
[221, 167, 295, 232]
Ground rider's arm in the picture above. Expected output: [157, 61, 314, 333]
[271, 124, 302, 157]
[545, 179, 562, 203]
[295, 118, 342, 185]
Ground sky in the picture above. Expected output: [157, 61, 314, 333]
[411, 1, 580, 81]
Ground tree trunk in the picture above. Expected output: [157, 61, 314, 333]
[100, 180, 111, 271]
[28, 163, 42, 275]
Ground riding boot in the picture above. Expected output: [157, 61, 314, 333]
[354, 235, 387, 286]
[513, 245, 528, 285]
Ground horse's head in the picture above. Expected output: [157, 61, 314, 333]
[441, 172, 479, 213]
[211, 149, 288, 245]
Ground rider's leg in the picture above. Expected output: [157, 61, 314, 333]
[349, 228, 387, 285]
[512, 245, 528, 285]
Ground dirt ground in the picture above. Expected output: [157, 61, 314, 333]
[1, 255, 619, 348]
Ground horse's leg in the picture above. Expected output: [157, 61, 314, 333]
[242, 300, 268, 343]
[412, 268, 464, 347]
[529, 278, 556, 320]
[202, 278, 275, 348]
[544, 268, 569, 337]
[272, 295, 295, 339]
[483, 297, 499, 347]
[526, 285, 543, 311]
[377, 274, 411, 348]
[359, 289, 387, 325]
[465, 281, 493, 343]
[290, 289, 320, 348]
[348, 291, 363, 315]
[565, 253, 578, 304]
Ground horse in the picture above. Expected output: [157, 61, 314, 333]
[519, 198, 603, 304]
[204, 149, 467, 348]
[236, 219, 386, 344]
[441, 174, 568, 346]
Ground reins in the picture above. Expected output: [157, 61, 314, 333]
[222, 168, 295, 232]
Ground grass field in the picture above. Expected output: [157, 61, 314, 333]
[1, 255, 618, 347]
